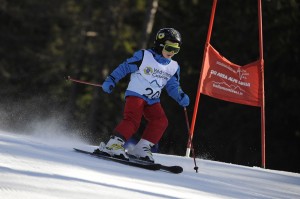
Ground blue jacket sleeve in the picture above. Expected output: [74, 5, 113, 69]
[109, 50, 143, 83]
[165, 67, 185, 102]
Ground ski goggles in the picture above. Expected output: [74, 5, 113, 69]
[163, 43, 180, 54]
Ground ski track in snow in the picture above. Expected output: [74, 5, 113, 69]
[0, 130, 300, 199]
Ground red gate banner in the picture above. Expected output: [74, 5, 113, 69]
[200, 44, 262, 107]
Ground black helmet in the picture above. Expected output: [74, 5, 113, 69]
[154, 28, 182, 49]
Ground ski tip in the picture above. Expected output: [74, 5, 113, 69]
[73, 148, 84, 152]
[170, 166, 183, 174]
[160, 165, 183, 174]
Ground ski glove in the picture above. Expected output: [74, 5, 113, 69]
[102, 76, 116, 93]
[178, 93, 190, 107]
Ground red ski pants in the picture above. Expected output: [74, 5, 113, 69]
[114, 96, 168, 144]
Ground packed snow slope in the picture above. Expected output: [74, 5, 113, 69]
[0, 130, 299, 199]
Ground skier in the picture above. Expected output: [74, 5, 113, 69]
[99, 28, 190, 162]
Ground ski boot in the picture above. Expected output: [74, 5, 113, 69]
[97, 135, 129, 160]
[127, 139, 155, 163]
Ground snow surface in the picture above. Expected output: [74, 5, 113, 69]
[0, 130, 300, 199]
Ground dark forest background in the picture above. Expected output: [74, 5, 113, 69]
[0, 0, 299, 173]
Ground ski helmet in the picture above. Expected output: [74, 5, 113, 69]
[154, 28, 182, 48]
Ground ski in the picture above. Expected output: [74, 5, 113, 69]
[74, 148, 160, 171]
[73, 148, 183, 174]
[128, 154, 183, 174]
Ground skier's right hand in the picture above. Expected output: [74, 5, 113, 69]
[102, 76, 115, 93]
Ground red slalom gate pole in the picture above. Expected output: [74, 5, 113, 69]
[186, 0, 218, 157]
[67, 76, 102, 87]
[258, 0, 266, 169]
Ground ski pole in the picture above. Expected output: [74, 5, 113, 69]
[184, 107, 199, 173]
[66, 76, 102, 87]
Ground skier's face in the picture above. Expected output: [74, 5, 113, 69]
[162, 40, 180, 59]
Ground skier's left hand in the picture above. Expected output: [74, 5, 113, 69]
[178, 93, 190, 107]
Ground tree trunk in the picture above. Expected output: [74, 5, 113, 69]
[139, 0, 159, 49]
